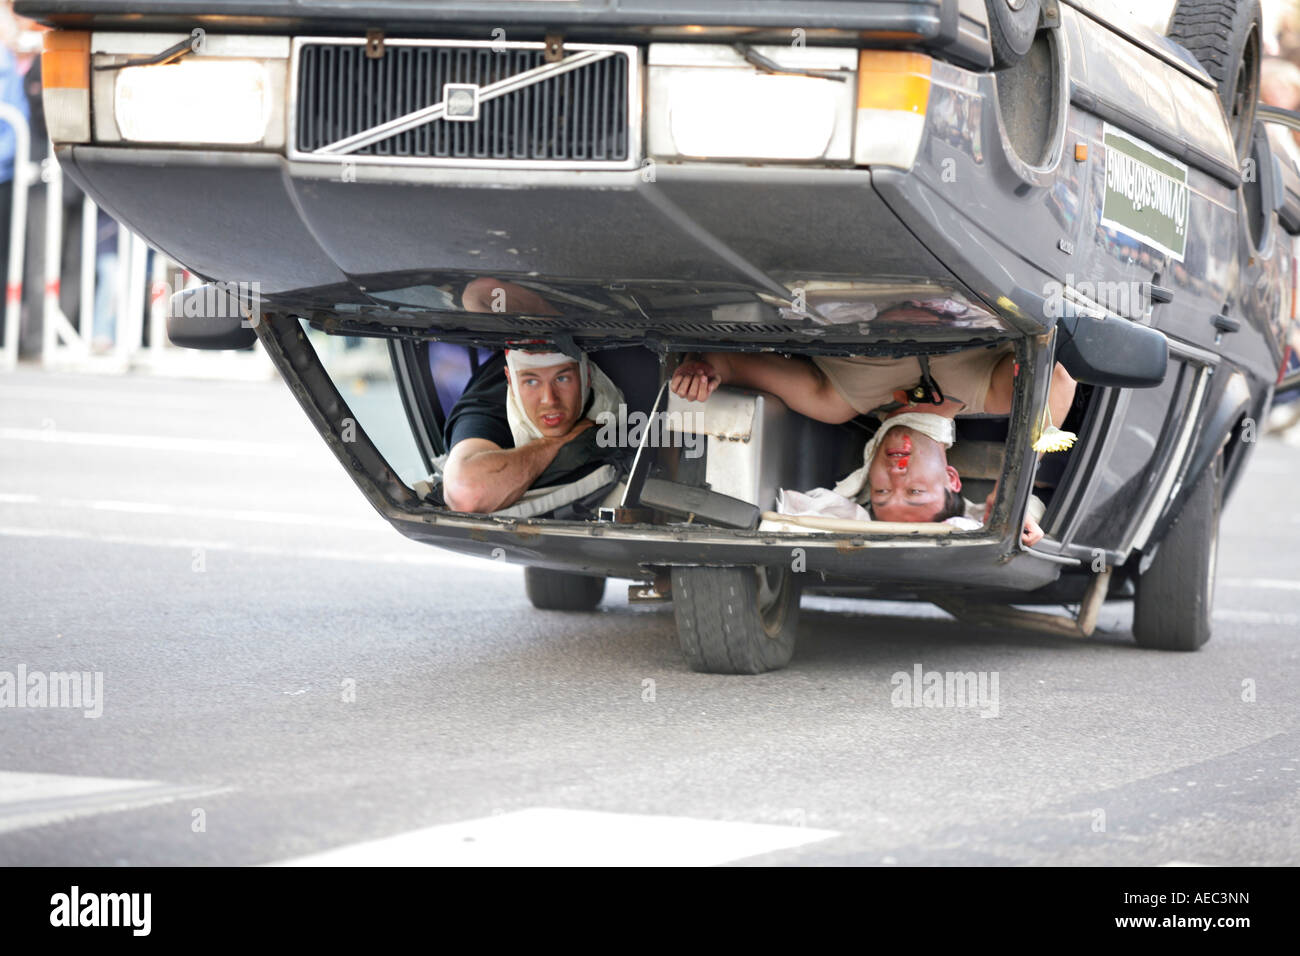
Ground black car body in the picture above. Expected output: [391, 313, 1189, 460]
[19, 0, 1300, 670]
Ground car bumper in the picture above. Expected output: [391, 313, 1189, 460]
[60, 145, 1055, 345]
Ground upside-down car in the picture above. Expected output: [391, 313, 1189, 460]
[21, 0, 1300, 671]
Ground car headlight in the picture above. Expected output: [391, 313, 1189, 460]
[50, 33, 292, 149]
[647, 44, 857, 163]
[115, 59, 274, 145]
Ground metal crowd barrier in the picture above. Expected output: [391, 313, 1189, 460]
[0, 115, 270, 378]
[0, 101, 30, 372]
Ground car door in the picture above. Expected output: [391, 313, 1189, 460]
[1044, 352, 1211, 566]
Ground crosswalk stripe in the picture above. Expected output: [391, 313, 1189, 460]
[273, 807, 837, 867]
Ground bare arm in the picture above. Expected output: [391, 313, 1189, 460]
[983, 355, 1076, 425]
[670, 352, 858, 424]
[1045, 361, 1078, 428]
[461, 277, 560, 316]
[981, 356, 1075, 547]
[442, 421, 593, 513]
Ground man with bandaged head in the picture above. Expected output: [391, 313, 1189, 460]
[441, 279, 625, 513]
[672, 341, 1076, 546]
[442, 342, 625, 513]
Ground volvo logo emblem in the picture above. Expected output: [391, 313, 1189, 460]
[443, 83, 481, 122]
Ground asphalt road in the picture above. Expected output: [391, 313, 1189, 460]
[1, 366, 1297, 866]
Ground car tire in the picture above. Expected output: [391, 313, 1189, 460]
[987, 0, 1042, 69]
[671, 566, 801, 674]
[1132, 452, 1223, 651]
[1167, 0, 1261, 162]
[524, 567, 606, 611]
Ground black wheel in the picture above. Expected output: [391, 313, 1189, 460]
[1167, 0, 1261, 162]
[987, 0, 1042, 69]
[671, 566, 801, 674]
[524, 567, 606, 611]
[1133, 453, 1222, 650]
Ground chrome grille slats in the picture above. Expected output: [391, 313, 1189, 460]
[293, 39, 633, 166]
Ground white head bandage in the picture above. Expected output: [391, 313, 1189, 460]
[832, 411, 956, 502]
[502, 343, 622, 447]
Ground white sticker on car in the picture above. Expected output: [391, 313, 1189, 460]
[1100, 123, 1191, 262]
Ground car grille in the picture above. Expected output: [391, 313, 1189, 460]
[293, 40, 634, 166]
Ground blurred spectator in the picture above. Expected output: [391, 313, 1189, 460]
[91, 209, 118, 353]
[1262, 57, 1300, 167]
[1262, 56, 1300, 111]
[1270, 0, 1300, 63]
[0, 3, 28, 354]
[5, 3, 86, 359]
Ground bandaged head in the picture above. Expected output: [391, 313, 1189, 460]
[833, 411, 956, 504]
[502, 340, 623, 448]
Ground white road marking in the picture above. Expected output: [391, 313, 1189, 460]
[0, 384, 233, 411]
[0, 493, 385, 531]
[803, 596, 954, 620]
[274, 808, 837, 867]
[1246, 460, 1294, 474]
[0, 524, 513, 572]
[1221, 577, 1300, 591]
[0, 771, 229, 836]
[1213, 609, 1300, 626]
[0, 426, 307, 458]
[811, 595, 1299, 628]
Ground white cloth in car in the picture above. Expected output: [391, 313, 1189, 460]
[831, 411, 956, 502]
[776, 485, 981, 530]
[503, 348, 623, 447]
[777, 487, 872, 522]
[774, 484, 1043, 532]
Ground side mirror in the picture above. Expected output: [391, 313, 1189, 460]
[1004, 285, 1169, 388]
[167, 285, 259, 350]
[1055, 309, 1168, 388]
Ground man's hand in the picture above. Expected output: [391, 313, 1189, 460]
[558, 418, 596, 443]
[670, 357, 723, 402]
[983, 489, 1044, 548]
[1020, 516, 1044, 548]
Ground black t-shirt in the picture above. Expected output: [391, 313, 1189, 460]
[444, 352, 514, 451]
